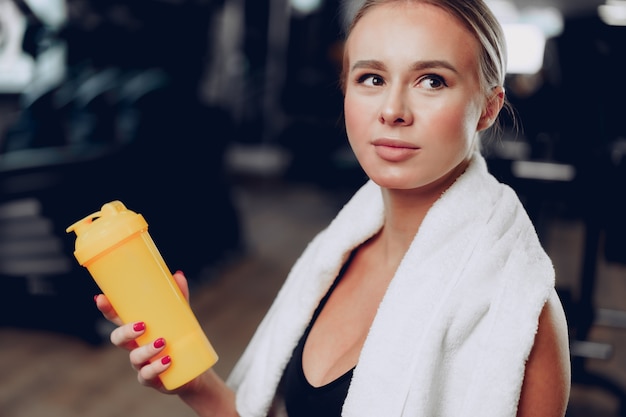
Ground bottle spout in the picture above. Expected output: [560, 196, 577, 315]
[66, 200, 146, 265]
[66, 210, 102, 236]
[66, 201, 128, 236]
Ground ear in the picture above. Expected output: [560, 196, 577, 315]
[477, 86, 505, 131]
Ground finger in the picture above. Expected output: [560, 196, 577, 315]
[110, 321, 145, 350]
[129, 337, 167, 371]
[173, 270, 190, 302]
[94, 294, 123, 326]
[137, 355, 172, 389]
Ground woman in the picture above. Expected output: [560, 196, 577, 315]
[96, 1, 571, 416]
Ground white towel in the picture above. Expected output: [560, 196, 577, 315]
[227, 153, 555, 417]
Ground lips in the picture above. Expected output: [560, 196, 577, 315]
[371, 138, 420, 162]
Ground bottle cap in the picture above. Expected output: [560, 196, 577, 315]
[66, 201, 148, 266]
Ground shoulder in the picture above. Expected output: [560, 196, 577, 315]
[517, 289, 571, 417]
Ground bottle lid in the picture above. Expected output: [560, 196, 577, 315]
[66, 201, 148, 266]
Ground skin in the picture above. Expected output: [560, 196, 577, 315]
[97, 2, 570, 416]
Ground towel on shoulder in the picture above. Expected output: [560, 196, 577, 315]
[228, 152, 555, 417]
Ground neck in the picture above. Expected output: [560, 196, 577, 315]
[375, 157, 471, 266]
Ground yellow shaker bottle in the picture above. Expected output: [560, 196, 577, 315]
[66, 201, 218, 390]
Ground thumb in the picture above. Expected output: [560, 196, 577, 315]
[173, 270, 190, 302]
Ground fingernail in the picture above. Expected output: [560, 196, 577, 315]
[153, 338, 165, 349]
[133, 322, 146, 332]
[93, 294, 99, 303]
[161, 355, 171, 365]
[175, 270, 184, 276]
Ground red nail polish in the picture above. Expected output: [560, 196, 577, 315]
[153, 338, 165, 349]
[161, 355, 171, 365]
[133, 322, 145, 332]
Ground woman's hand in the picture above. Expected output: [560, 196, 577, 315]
[94, 271, 238, 416]
[94, 271, 197, 394]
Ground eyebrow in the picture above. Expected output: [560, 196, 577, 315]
[351, 59, 459, 74]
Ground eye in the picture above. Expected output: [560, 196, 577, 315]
[357, 74, 385, 86]
[417, 74, 447, 90]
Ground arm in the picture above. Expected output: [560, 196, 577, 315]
[178, 369, 238, 417]
[96, 271, 239, 417]
[517, 289, 571, 417]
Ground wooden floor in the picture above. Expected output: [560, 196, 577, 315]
[1, 172, 626, 417]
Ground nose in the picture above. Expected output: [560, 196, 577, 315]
[379, 87, 413, 126]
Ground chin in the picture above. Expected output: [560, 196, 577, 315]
[366, 173, 417, 190]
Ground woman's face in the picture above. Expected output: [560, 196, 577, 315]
[344, 2, 500, 191]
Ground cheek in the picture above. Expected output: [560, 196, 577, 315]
[431, 101, 482, 147]
[344, 95, 369, 146]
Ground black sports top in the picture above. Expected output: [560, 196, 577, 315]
[281, 252, 356, 417]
